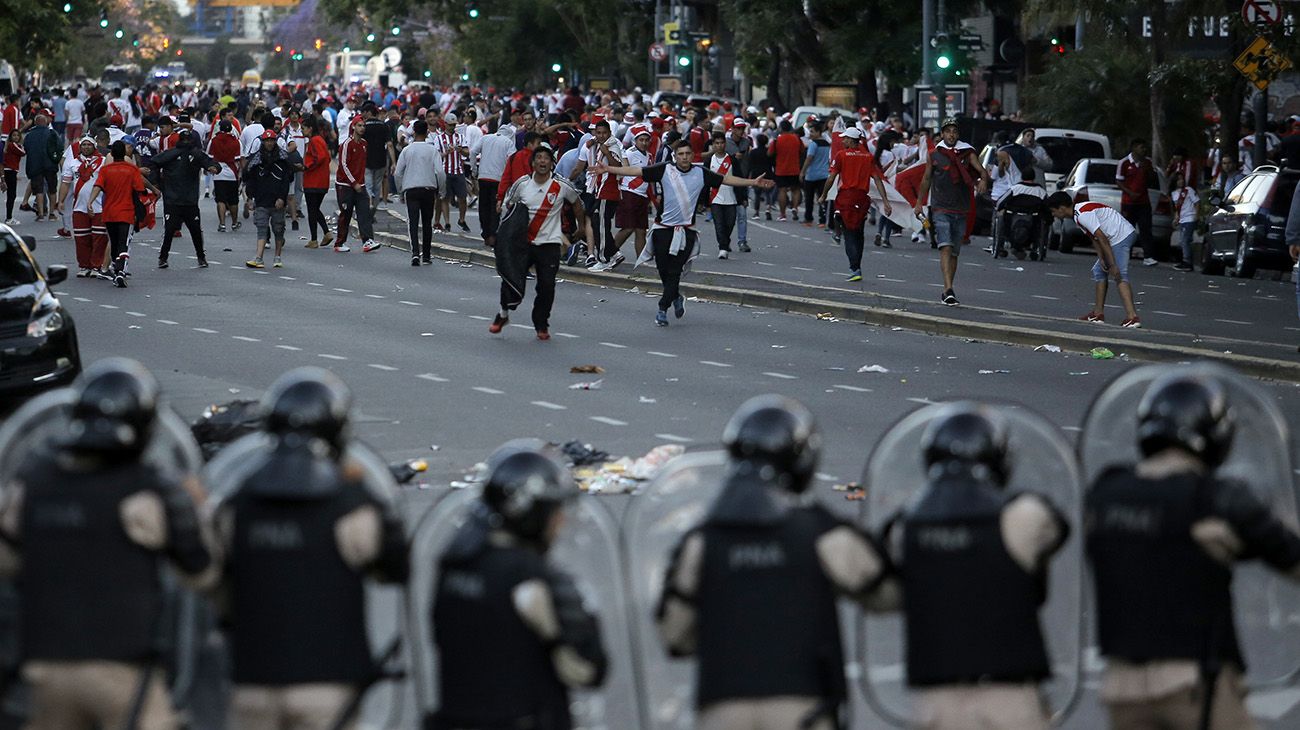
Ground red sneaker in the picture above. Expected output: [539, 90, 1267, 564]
[1078, 311, 1104, 323]
[56, 228, 71, 238]
[536, 329, 550, 341]
[1121, 316, 1142, 329]
[488, 314, 508, 334]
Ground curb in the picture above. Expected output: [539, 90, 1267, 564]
[374, 219, 1300, 384]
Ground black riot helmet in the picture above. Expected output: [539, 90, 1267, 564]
[921, 403, 1011, 486]
[62, 357, 160, 454]
[261, 367, 352, 454]
[722, 394, 821, 493]
[481, 439, 576, 547]
[1137, 373, 1235, 467]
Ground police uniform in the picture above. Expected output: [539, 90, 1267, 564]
[657, 395, 890, 730]
[429, 444, 607, 730]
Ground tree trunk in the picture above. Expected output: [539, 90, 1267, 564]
[766, 46, 784, 111]
[858, 70, 878, 111]
[1147, 0, 1168, 164]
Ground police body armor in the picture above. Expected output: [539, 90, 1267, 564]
[224, 449, 375, 685]
[691, 476, 847, 712]
[430, 518, 571, 730]
[1079, 363, 1300, 687]
[858, 402, 1084, 727]
[898, 477, 1051, 687]
[1086, 467, 1240, 669]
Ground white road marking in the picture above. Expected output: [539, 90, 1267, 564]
[467, 314, 491, 321]
[700, 360, 733, 367]
[1046, 272, 1072, 278]
[878, 277, 906, 283]
[473, 386, 505, 395]
[655, 433, 693, 443]
[646, 351, 677, 358]
[368, 364, 399, 371]
[231, 336, 261, 342]
[508, 324, 532, 330]
[416, 373, 449, 382]
[436, 308, 458, 314]
[590, 416, 628, 426]
[333, 288, 353, 293]
[1153, 310, 1187, 317]
[73, 297, 93, 302]
[276, 345, 303, 351]
[1062, 426, 1083, 432]
[763, 371, 798, 379]
[977, 288, 1006, 294]
[906, 397, 938, 405]
[600, 341, 629, 349]
[1215, 318, 1252, 325]
[125, 311, 146, 317]
[531, 401, 567, 410]
[815, 472, 840, 482]
[99, 304, 119, 310]
[365, 294, 385, 299]
[308, 282, 324, 287]
[554, 332, 580, 338]
[156, 319, 178, 325]
[279, 276, 295, 281]
[1144, 283, 1170, 289]
[754, 261, 775, 266]
[1201, 290, 1223, 295]
[318, 353, 347, 360]
[791, 266, 814, 271]
[400, 301, 422, 306]
[1031, 295, 1060, 301]
[192, 327, 218, 334]
[834, 384, 873, 393]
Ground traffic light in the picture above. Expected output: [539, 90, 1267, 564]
[677, 55, 691, 67]
[366, 32, 376, 43]
[468, 1, 479, 18]
[163, 36, 169, 49]
[695, 37, 712, 53]
[1049, 36, 1067, 56]
[113, 26, 124, 40]
[423, 70, 433, 78]
[343, 44, 351, 52]
[931, 33, 952, 70]
[274, 43, 283, 53]
[550, 62, 562, 73]
[176, 49, 183, 56]
[62, 3, 72, 13]
[131, 34, 139, 47]
[391, 25, 401, 36]
[99, 10, 109, 28]
[314, 38, 323, 51]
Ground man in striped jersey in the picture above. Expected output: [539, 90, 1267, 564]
[437, 113, 471, 233]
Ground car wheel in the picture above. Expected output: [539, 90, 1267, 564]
[1230, 237, 1257, 279]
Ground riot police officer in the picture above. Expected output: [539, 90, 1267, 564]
[880, 404, 1068, 730]
[206, 367, 408, 730]
[429, 440, 607, 730]
[1086, 374, 1300, 730]
[656, 395, 890, 730]
[0, 358, 213, 730]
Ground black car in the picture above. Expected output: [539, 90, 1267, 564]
[1205, 165, 1298, 278]
[0, 225, 80, 406]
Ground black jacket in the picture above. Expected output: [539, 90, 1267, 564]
[150, 146, 217, 207]
[245, 149, 298, 209]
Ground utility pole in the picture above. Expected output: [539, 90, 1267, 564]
[935, 0, 947, 121]
[921, 0, 934, 86]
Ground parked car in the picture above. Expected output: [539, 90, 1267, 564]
[972, 129, 1110, 235]
[1051, 158, 1171, 254]
[791, 105, 855, 129]
[1203, 165, 1299, 278]
[0, 225, 80, 405]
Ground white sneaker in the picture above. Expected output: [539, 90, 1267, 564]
[607, 252, 625, 270]
[362, 239, 381, 253]
[589, 260, 611, 272]
[4, 219, 17, 225]
[1143, 257, 1158, 267]
[718, 250, 729, 259]
[334, 244, 352, 252]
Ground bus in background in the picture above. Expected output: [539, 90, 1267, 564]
[326, 51, 371, 84]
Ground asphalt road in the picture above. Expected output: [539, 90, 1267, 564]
[9, 194, 1300, 728]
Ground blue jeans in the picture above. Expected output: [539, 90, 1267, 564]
[1294, 261, 1299, 321]
[1178, 222, 1195, 264]
[1093, 231, 1136, 283]
[737, 205, 748, 244]
[932, 211, 966, 251]
[365, 167, 385, 203]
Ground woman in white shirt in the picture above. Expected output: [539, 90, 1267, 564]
[1170, 170, 1199, 272]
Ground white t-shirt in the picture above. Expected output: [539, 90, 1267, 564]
[1173, 186, 1199, 225]
[503, 174, 582, 245]
[239, 123, 265, 158]
[1073, 202, 1136, 245]
[62, 155, 103, 215]
[64, 98, 84, 125]
[620, 147, 650, 197]
[577, 136, 622, 194]
[707, 153, 737, 205]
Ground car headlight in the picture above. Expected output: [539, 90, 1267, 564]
[27, 310, 64, 338]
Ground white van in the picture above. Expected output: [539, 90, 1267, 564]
[791, 105, 855, 128]
[1030, 128, 1110, 187]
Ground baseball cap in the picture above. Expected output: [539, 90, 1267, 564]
[857, 107, 870, 116]
[630, 123, 651, 138]
[732, 119, 749, 129]
[940, 116, 959, 130]
[260, 130, 277, 140]
[840, 127, 864, 140]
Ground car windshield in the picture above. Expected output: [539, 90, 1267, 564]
[1041, 137, 1107, 176]
[1084, 163, 1117, 184]
[0, 232, 37, 288]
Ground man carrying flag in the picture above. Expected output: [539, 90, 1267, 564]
[819, 127, 891, 282]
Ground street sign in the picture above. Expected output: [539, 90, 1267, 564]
[1234, 34, 1293, 90]
[662, 21, 682, 46]
[913, 85, 968, 130]
[648, 42, 668, 62]
[1242, 0, 1281, 26]
[956, 33, 984, 51]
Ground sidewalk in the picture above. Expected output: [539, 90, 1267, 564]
[375, 207, 1300, 383]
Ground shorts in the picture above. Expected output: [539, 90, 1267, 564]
[615, 192, 649, 230]
[28, 172, 53, 195]
[775, 175, 800, 189]
[213, 180, 240, 206]
[1092, 231, 1135, 283]
[581, 191, 597, 216]
[254, 206, 287, 241]
[932, 211, 967, 253]
[445, 173, 467, 200]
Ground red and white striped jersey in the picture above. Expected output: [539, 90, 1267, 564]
[435, 129, 465, 175]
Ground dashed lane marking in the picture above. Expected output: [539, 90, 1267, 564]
[1153, 310, 1187, 317]
[156, 319, 178, 325]
[276, 345, 303, 351]
[834, 384, 873, 393]
[308, 282, 324, 287]
[400, 301, 422, 306]
[646, 351, 677, 358]
[192, 327, 218, 334]
[699, 360, 733, 367]
[125, 311, 146, 317]
[467, 315, 491, 321]
[368, 364, 399, 371]
[655, 433, 693, 443]
[99, 304, 120, 310]
[906, 397, 937, 405]
[590, 416, 628, 426]
[977, 289, 1006, 294]
[1046, 272, 1072, 278]
[73, 297, 93, 302]
[279, 276, 295, 281]
[554, 332, 580, 338]
[763, 371, 798, 379]
[1031, 295, 1059, 301]
[436, 308, 459, 314]
[600, 342, 629, 349]
[365, 294, 385, 299]
[1215, 318, 1252, 325]
[531, 401, 567, 410]
[473, 386, 505, 395]
[318, 353, 347, 360]
[333, 288, 353, 293]
[416, 373, 449, 382]
[231, 336, 261, 342]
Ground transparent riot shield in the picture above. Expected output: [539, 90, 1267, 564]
[1079, 362, 1300, 688]
[856, 402, 1085, 727]
[201, 433, 408, 729]
[618, 450, 731, 730]
[408, 486, 638, 729]
[0, 386, 207, 711]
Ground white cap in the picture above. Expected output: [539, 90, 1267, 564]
[840, 127, 864, 140]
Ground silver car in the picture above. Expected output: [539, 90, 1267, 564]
[1051, 158, 1172, 254]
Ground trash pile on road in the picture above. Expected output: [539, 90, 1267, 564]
[450, 441, 687, 495]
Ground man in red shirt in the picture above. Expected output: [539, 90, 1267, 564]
[333, 118, 368, 253]
[496, 132, 541, 206]
[1116, 138, 1160, 265]
[818, 127, 891, 282]
[89, 141, 152, 288]
[769, 120, 806, 221]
